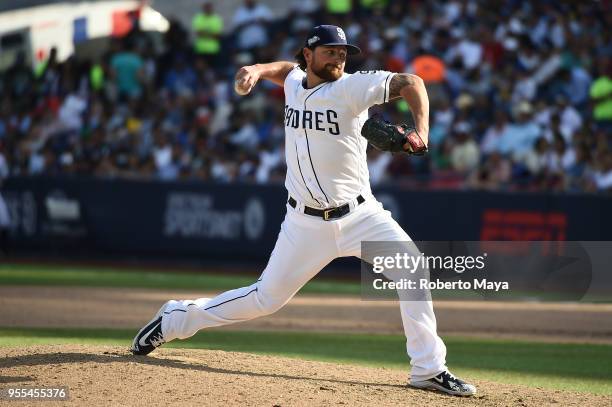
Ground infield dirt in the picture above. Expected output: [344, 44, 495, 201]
[1, 286, 611, 343]
[1, 345, 611, 407]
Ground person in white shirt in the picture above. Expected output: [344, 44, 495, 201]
[593, 152, 612, 191]
[232, 0, 273, 50]
[132, 25, 476, 397]
[450, 121, 480, 173]
[547, 134, 575, 174]
[480, 110, 509, 155]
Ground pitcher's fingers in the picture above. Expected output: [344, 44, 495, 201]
[235, 68, 248, 82]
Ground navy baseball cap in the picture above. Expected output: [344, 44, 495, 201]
[304, 25, 361, 55]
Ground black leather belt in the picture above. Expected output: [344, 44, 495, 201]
[288, 195, 365, 221]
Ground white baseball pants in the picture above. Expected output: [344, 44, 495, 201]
[161, 197, 447, 381]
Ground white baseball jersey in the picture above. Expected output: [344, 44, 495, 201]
[283, 67, 396, 208]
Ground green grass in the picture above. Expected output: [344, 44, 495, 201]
[0, 327, 610, 395]
[0, 263, 360, 295]
[2, 263, 608, 302]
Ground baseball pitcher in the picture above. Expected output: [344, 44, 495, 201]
[132, 25, 476, 397]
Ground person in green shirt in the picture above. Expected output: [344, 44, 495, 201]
[90, 62, 105, 93]
[590, 58, 612, 125]
[325, 0, 352, 16]
[192, 2, 224, 66]
[110, 41, 144, 100]
[359, 0, 388, 13]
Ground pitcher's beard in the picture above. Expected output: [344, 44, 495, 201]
[313, 64, 343, 81]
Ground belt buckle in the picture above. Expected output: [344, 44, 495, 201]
[323, 208, 333, 221]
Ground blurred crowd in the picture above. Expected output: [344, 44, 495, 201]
[0, 0, 611, 193]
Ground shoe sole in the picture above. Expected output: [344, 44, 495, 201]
[131, 301, 169, 355]
[410, 381, 477, 397]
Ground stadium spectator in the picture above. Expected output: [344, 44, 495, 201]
[325, 0, 353, 17]
[288, 0, 320, 18]
[520, 137, 551, 177]
[566, 143, 595, 192]
[480, 110, 509, 156]
[192, 3, 224, 63]
[163, 57, 198, 98]
[547, 133, 575, 175]
[590, 57, 612, 128]
[232, 0, 273, 51]
[449, 121, 480, 173]
[467, 152, 511, 191]
[593, 151, 612, 192]
[3, 51, 34, 108]
[110, 40, 144, 100]
[496, 102, 541, 158]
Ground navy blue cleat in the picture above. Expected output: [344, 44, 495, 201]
[410, 371, 477, 396]
[131, 303, 168, 355]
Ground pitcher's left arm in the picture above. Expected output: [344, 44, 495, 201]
[388, 73, 429, 147]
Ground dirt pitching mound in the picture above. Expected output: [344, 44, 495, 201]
[1, 345, 610, 406]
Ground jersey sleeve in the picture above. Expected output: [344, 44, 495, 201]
[342, 70, 396, 114]
[284, 65, 306, 89]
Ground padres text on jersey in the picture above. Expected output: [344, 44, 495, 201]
[283, 67, 395, 208]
